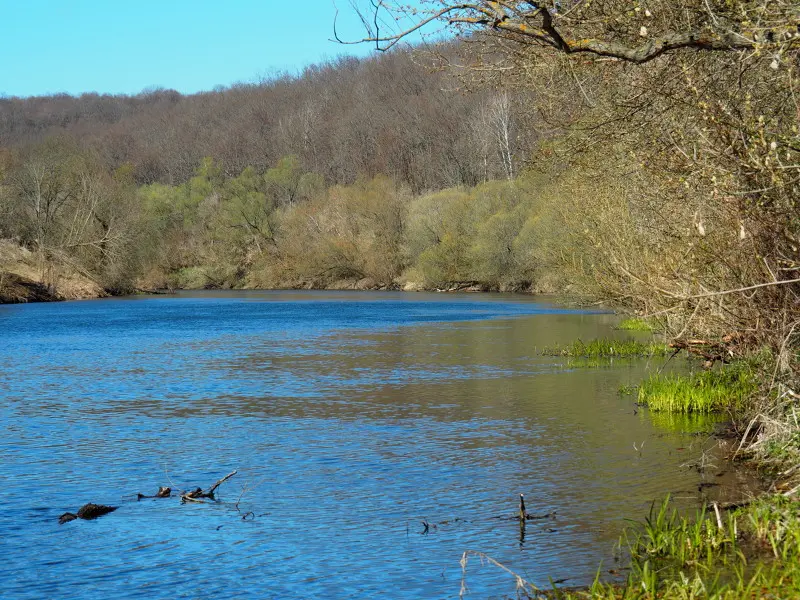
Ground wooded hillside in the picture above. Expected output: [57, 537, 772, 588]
[0, 50, 524, 191]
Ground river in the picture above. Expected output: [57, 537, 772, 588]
[0, 291, 751, 598]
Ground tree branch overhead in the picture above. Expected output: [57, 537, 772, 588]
[346, 1, 799, 62]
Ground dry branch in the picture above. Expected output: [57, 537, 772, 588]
[344, 1, 799, 62]
[180, 470, 238, 503]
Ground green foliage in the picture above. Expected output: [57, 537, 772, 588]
[261, 174, 409, 288]
[625, 497, 738, 567]
[543, 338, 669, 359]
[404, 180, 537, 288]
[406, 188, 473, 284]
[172, 266, 210, 289]
[639, 364, 757, 414]
[617, 317, 657, 332]
[264, 155, 321, 205]
[553, 495, 800, 599]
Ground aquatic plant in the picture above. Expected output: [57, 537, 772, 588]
[639, 364, 756, 414]
[543, 338, 669, 359]
[616, 317, 657, 332]
[456, 492, 800, 599]
[552, 495, 800, 599]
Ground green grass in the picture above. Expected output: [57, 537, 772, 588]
[543, 338, 669, 359]
[471, 494, 800, 599]
[617, 317, 657, 332]
[548, 495, 800, 599]
[638, 364, 757, 414]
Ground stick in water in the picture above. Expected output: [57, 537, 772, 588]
[207, 470, 238, 496]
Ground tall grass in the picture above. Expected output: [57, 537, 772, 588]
[639, 365, 756, 414]
[555, 496, 800, 599]
[462, 495, 800, 599]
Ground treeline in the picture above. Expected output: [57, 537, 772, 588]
[0, 138, 557, 294]
[0, 49, 525, 192]
[140, 159, 551, 292]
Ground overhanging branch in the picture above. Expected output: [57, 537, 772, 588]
[341, 1, 798, 62]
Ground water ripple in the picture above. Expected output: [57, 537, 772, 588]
[0, 291, 752, 599]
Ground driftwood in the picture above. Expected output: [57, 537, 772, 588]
[137, 486, 172, 500]
[669, 337, 736, 367]
[181, 470, 238, 503]
[59, 503, 118, 524]
[421, 517, 469, 534]
[58, 471, 239, 524]
[134, 287, 173, 295]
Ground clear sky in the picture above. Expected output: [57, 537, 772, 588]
[0, 0, 397, 98]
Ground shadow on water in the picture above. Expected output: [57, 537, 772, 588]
[0, 291, 759, 599]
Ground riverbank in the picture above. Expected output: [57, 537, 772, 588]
[0, 241, 107, 303]
[0, 273, 520, 303]
[535, 342, 800, 598]
[0, 237, 539, 305]
[550, 492, 800, 599]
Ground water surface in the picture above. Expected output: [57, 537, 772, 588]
[0, 291, 748, 598]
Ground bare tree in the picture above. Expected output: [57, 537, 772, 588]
[488, 92, 514, 179]
[345, 1, 799, 62]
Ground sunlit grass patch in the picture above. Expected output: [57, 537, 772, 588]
[624, 496, 738, 567]
[543, 338, 669, 359]
[617, 317, 657, 332]
[553, 495, 800, 599]
[477, 494, 800, 599]
[639, 364, 756, 414]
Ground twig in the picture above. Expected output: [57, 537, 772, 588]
[163, 464, 177, 489]
[712, 502, 723, 530]
[783, 483, 800, 498]
[207, 470, 238, 496]
[180, 470, 238, 503]
[459, 550, 539, 599]
[732, 416, 759, 460]
[678, 278, 800, 301]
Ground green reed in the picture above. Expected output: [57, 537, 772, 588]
[552, 495, 800, 599]
[638, 365, 756, 414]
[543, 338, 669, 359]
[617, 317, 657, 332]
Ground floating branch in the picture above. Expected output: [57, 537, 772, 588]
[181, 470, 238, 503]
[137, 486, 172, 500]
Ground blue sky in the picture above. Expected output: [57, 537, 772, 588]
[0, 0, 414, 98]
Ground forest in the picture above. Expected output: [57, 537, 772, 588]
[0, 47, 540, 294]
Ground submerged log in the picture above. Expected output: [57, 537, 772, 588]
[59, 503, 118, 524]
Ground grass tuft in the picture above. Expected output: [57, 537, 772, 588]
[553, 495, 800, 599]
[639, 364, 756, 414]
[617, 317, 657, 332]
[543, 338, 669, 359]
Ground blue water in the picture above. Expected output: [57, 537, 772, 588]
[0, 291, 731, 598]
